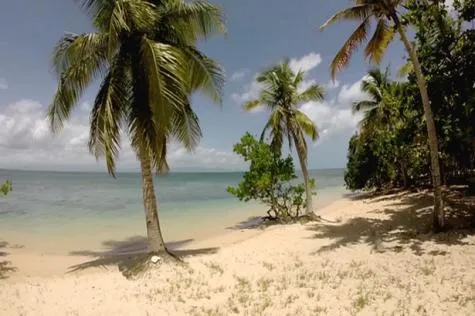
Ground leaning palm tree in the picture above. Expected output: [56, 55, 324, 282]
[49, 0, 224, 256]
[243, 60, 323, 215]
[320, 0, 445, 231]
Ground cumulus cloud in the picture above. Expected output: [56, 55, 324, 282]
[323, 80, 340, 90]
[289, 52, 322, 73]
[229, 69, 249, 82]
[0, 78, 8, 90]
[230, 76, 266, 113]
[337, 76, 370, 107]
[299, 76, 368, 146]
[0, 100, 242, 171]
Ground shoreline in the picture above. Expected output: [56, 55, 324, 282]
[2, 191, 474, 315]
[1, 194, 345, 281]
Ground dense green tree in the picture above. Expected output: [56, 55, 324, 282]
[344, 1, 474, 198]
[49, 0, 224, 256]
[405, 0, 475, 182]
[227, 133, 312, 222]
[243, 60, 323, 214]
[321, 0, 445, 231]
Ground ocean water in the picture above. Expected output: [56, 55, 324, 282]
[0, 169, 346, 254]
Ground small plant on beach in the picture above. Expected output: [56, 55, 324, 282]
[262, 261, 275, 271]
[227, 133, 316, 222]
[1, 180, 12, 196]
[353, 290, 371, 312]
[205, 261, 224, 276]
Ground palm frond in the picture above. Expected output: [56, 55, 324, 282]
[49, 32, 108, 132]
[295, 110, 318, 141]
[365, 19, 394, 64]
[293, 70, 305, 86]
[320, 5, 371, 30]
[159, 0, 226, 41]
[88, 54, 130, 176]
[330, 18, 370, 79]
[261, 108, 285, 154]
[171, 101, 202, 150]
[140, 37, 188, 130]
[243, 99, 261, 111]
[128, 53, 162, 173]
[183, 46, 224, 103]
[296, 84, 324, 104]
[352, 100, 377, 114]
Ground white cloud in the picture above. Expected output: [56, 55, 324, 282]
[0, 78, 8, 90]
[230, 76, 266, 112]
[229, 69, 249, 82]
[337, 76, 370, 107]
[289, 52, 322, 73]
[323, 80, 340, 90]
[299, 76, 368, 146]
[0, 100, 242, 171]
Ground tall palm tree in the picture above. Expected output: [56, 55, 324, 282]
[321, 0, 445, 231]
[49, 0, 225, 256]
[243, 60, 323, 215]
[354, 68, 412, 187]
[353, 68, 393, 131]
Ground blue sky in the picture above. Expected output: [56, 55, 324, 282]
[0, 0, 408, 172]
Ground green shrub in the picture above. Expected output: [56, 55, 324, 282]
[227, 133, 314, 222]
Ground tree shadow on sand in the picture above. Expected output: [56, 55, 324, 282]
[68, 236, 219, 278]
[308, 192, 475, 256]
[0, 241, 17, 279]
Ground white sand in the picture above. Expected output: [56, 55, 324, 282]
[1, 192, 474, 315]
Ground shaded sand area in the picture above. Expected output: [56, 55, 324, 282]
[1, 192, 475, 315]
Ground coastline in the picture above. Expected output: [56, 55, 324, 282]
[2, 192, 474, 315]
[0, 193, 342, 281]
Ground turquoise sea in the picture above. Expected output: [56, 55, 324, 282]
[0, 169, 346, 254]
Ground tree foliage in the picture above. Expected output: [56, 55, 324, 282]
[227, 133, 315, 222]
[1, 180, 12, 196]
[49, 0, 225, 176]
[405, 0, 475, 180]
[345, 1, 475, 191]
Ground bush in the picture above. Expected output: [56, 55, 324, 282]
[227, 133, 314, 222]
[1, 180, 12, 196]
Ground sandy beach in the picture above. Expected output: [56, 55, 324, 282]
[1, 191, 474, 315]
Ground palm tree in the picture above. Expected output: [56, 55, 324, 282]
[321, 0, 445, 231]
[352, 68, 394, 132]
[49, 0, 224, 256]
[354, 68, 411, 188]
[243, 60, 323, 215]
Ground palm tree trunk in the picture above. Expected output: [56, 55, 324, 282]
[393, 15, 444, 231]
[295, 140, 313, 214]
[138, 151, 167, 254]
